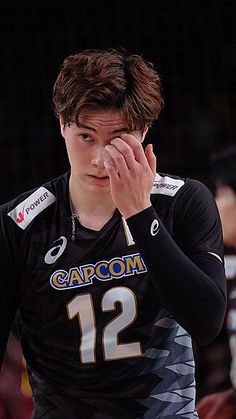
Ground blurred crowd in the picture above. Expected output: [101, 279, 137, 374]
[196, 145, 236, 419]
[0, 332, 32, 419]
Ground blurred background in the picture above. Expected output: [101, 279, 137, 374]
[0, 0, 235, 203]
[0, 0, 235, 417]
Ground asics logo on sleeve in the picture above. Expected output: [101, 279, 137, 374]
[44, 236, 67, 264]
[8, 187, 56, 230]
[150, 219, 159, 236]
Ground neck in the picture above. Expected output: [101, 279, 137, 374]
[69, 177, 116, 230]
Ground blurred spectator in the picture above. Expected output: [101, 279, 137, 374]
[197, 388, 236, 419]
[0, 331, 33, 419]
[197, 145, 236, 418]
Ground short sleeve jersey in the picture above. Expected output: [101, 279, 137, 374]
[0, 172, 224, 418]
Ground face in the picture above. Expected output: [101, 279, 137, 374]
[215, 185, 236, 248]
[60, 108, 147, 196]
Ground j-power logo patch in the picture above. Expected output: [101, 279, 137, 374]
[8, 187, 56, 229]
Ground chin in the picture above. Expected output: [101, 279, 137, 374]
[89, 183, 111, 194]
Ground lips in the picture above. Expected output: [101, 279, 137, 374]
[88, 174, 110, 184]
[96, 175, 109, 179]
[90, 175, 109, 180]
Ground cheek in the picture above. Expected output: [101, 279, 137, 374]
[65, 139, 82, 157]
[65, 141, 75, 164]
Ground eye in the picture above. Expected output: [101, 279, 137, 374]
[78, 133, 93, 142]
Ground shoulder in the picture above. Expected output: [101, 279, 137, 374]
[151, 173, 223, 255]
[170, 177, 223, 258]
[151, 172, 215, 208]
[175, 177, 217, 216]
[0, 172, 69, 231]
[151, 172, 186, 197]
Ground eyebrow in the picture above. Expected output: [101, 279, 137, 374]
[77, 122, 128, 134]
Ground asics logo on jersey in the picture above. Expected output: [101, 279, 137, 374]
[50, 253, 147, 290]
[44, 236, 68, 264]
[150, 219, 159, 236]
[17, 207, 25, 223]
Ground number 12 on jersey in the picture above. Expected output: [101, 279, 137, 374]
[67, 286, 142, 363]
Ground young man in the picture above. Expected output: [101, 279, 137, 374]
[0, 48, 226, 418]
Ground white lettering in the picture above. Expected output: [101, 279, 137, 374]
[150, 219, 159, 236]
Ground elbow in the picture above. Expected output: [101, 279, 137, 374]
[192, 295, 227, 346]
[194, 322, 224, 346]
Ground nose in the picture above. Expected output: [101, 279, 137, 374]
[91, 144, 105, 169]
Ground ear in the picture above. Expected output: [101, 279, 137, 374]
[59, 116, 66, 138]
[141, 126, 149, 142]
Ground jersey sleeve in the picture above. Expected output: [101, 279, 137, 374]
[126, 179, 227, 345]
[0, 203, 20, 367]
[174, 179, 224, 261]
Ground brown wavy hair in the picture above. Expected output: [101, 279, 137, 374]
[52, 48, 164, 132]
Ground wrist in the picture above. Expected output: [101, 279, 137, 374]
[122, 203, 152, 220]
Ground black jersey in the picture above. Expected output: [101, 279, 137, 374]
[0, 172, 226, 418]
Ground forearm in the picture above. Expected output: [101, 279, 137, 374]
[126, 206, 227, 345]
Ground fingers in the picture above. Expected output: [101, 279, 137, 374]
[103, 134, 156, 183]
[103, 135, 156, 216]
[118, 134, 145, 164]
[103, 152, 122, 197]
[103, 149, 120, 183]
[104, 133, 147, 171]
[106, 138, 137, 170]
[145, 144, 156, 174]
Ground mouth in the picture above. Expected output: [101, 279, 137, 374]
[90, 174, 109, 179]
[88, 174, 110, 185]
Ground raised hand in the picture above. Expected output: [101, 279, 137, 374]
[103, 133, 156, 219]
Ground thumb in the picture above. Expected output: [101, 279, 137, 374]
[145, 144, 156, 173]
